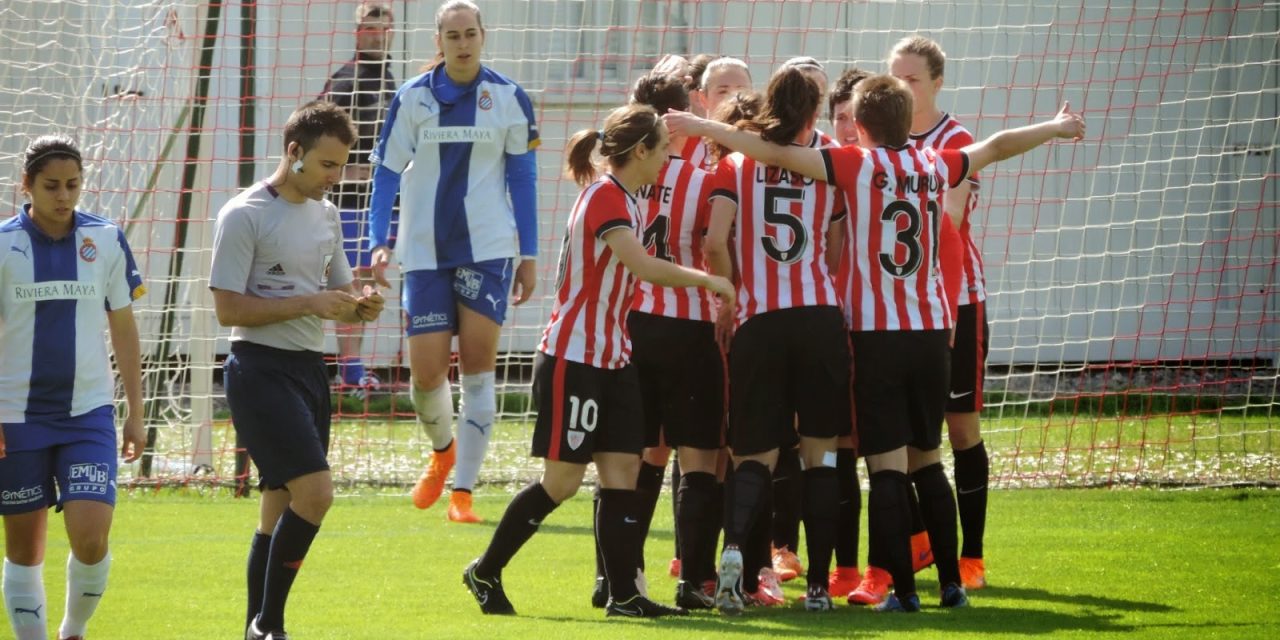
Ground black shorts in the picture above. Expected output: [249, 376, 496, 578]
[224, 341, 331, 490]
[628, 312, 726, 450]
[947, 301, 989, 413]
[728, 306, 852, 457]
[850, 330, 950, 456]
[531, 352, 645, 464]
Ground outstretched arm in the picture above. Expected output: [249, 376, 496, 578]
[664, 110, 827, 181]
[963, 102, 1086, 178]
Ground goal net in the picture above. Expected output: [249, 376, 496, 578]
[1, 0, 1275, 490]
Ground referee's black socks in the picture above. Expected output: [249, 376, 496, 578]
[953, 441, 989, 559]
[245, 531, 272, 629]
[257, 507, 320, 631]
[476, 482, 559, 578]
[802, 466, 839, 588]
[596, 488, 643, 601]
[912, 462, 961, 587]
[868, 470, 915, 598]
[772, 447, 803, 553]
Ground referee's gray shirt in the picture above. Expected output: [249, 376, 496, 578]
[210, 181, 354, 352]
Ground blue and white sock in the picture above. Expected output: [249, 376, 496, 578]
[454, 371, 496, 492]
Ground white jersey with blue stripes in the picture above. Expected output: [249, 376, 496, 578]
[372, 65, 539, 271]
[0, 207, 145, 423]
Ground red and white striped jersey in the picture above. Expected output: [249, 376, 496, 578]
[910, 114, 986, 305]
[679, 136, 713, 171]
[823, 144, 969, 331]
[710, 149, 845, 328]
[539, 175, 643, 369]
[631, 157, 716, 321]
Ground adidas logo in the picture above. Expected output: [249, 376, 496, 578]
[266, 263, 286, 276]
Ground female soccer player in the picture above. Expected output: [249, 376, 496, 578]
[890, 35, 992, 590]
[680, 57, 752, 169]
[667, 74, 1085, 611]
[0, 135, 147, 640]
[703, 67, 851, 614]
[462, 104, 733, 619]
[367, 0, 539, 523]
[623, 71, 726, 610]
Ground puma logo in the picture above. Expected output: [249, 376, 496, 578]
[466, 418, 491, 435]
[484, 292, 501, 310]
[82, 591, 104, 598]
[9, 244, 29, 259]
[13, 604, 41, 620]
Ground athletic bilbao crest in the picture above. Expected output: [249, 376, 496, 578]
[567, 429, 585, 451]
[478, 90, 493, 111]
[79, 237, 97, 262]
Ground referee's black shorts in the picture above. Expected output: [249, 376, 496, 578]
[728, 306, 851, 457]
[628, 311, 726, 451]
[850, 329, 950, 457]
[224, 341, 331, 490]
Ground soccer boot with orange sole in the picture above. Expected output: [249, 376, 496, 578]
[447, 490, 483, 523]
[411, 440, 455, 509]
[959, 556, 987, 590]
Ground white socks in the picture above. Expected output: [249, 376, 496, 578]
[60, 552, 110, 639]
[454, 372, 496, 492]
[410, 377, 455, 449]
[3, 558, 47, 640]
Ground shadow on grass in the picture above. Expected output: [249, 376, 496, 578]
[988, 584, 1175, 613]
[524, 604, 1137, 636]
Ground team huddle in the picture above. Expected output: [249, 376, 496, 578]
[0, 0, 1084, 638]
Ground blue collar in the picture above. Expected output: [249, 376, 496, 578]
[429, 64, 484, 105]
[19, 204, 80, 242]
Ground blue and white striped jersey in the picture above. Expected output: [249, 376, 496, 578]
[371, 65, 539, 271]
[0, 207, 145, 423]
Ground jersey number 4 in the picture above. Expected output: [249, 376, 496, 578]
[762, 186, 808, 264]
[880, 199, 940, 278]
[642, 214, 674, 262]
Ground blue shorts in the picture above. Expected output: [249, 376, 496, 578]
[403, 258, 514, 336]
[339, 209, 399, 269]
[224, 341, 331, 490]
[0, 406, 118, 514]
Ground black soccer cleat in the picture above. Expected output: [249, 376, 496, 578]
[463, 559, 516, 615]
[591, 575, 609, 609]
[939, 582, 970, 608]
[674, 579, 715, 610]
[245, 618, 289, 640]
[605, 595, 689, 618]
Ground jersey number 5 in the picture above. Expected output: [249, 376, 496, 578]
[879, 199, 940, 278]
[761, 186, 808, 264]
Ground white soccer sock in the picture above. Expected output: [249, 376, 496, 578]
[59, 552, 110, 639]
[3, 558, 47, 640]
[411, 377, 455, 449]
[454, 371, 496, 492]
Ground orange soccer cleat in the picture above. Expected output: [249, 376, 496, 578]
[911, 531, 934, 573]
[959, 556, 986, 590]
[847, 565, 892, 605]
[771, 545, 804, 582]
[447, 490, 483, 523]
[828, 565, 862, 599]
[411, 441, 455, 510]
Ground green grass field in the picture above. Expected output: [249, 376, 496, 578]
[25, 488, 1280, 639]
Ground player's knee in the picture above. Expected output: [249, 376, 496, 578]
[68, 532, 110, 566]
[945, 412, 982, 450]
[412, 373, 448, 392]
[292, 485, 334, 523]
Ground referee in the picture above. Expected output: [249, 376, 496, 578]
[210, 101, 384, 640]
